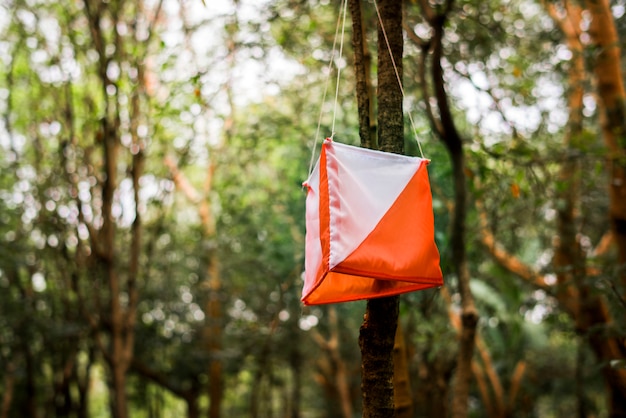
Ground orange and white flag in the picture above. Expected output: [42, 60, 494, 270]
[302, 139, 443, 305]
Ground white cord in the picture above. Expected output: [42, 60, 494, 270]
[308, 0, 427, 179]
[309, 0, 348, 177]
[372, 0, 425, 159]
[331, 0, 349, 138]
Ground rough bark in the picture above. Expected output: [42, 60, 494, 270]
[375, 0, 403, 155]
[358, 0, 404, 416]
[349, 0, 375, 149]
[359, 297, 400, 418]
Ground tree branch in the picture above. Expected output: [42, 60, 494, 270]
[476, 200, 548, 290]
[349, 0, 374, 149]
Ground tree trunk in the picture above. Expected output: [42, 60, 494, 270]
[448, 152, 478, 418]
[289, 331, 302, 418]
[547, 5, 595, 418]
[164, 154, 223, 418]
[358, 0, 404, 416]
[111, 365, 128, 418]
[187, 397, 200, 418]
[359, 297, 400, 418]
[375, 0, 403, 155]
[349, 0, 375, 150]
[312, 307, 355, 418]
[507, 361, 527, 417]
[584, 0, 626, 285]
[1, 361, 16, 418]
[419, 2, 478, 416]
[393, 323, 414, 418]
[207, 253, 223, 418]
[249, 316, 279, 418]
[329, 308, 354, 418]
[76, 344, 93, 418]
[82, 3, 147, 417]
[101, 121, 129, 418]
[24, 344, 39, 418]
[580, 2, 626, 416]
[205, 2, 244, 414]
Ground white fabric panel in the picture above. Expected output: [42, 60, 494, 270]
[326, 140, 423, 270]
[303, 161, 321, 295]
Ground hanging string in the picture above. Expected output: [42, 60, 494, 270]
[309, 0, 427, 178]
[331, 0, 349, 138]
[308, 0, 349, 178]
[372, 0, 425, 159]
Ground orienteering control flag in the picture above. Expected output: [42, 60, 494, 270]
[302, 139, 443, 305]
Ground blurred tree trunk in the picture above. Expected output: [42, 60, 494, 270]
[1, 361, 15, 418]
[393, 323, 414, 418]
[76, 343, 94, 418]
[130, 356, 202, 418]
[165, 156, 223, 418]
[410, 1, 478, 416]
[476, 2, 626, 415]
[98, 82, 144, 418]
[405, 302, 454, 418]
[289, 329, 302, 418]
[81, 2, 150, 416]
[312, 307, 354, 418]
[101, 116, 129, 418]
[442, 286, 528, 418]
[583, 12, 626, 414]
[163, 156, 222, 418]
[349, 0, 376, 149]
[355, 0, 403, 416]
[413, 356, 453, 418]
[584, 0, 626, 279]
[250, 317, 282, 418]
[206, 248, 222, 418]
[204, 3, 245, 416]
[187, 399, 200, 418]
[551, 2, 626, 416]
[24, 344, 38, 418]
[546, 4, 590, 418]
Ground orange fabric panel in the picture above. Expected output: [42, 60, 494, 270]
[335, 161, 443, 282]
[318, 142, 331, 278]
[301, 140, 443, 306]
[303, 271, 438, 305]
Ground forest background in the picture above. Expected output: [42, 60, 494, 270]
[0, 0, 625, 417]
